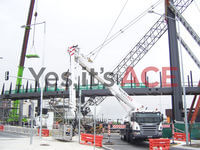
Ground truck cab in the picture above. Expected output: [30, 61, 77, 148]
[121, 111, 163, 141]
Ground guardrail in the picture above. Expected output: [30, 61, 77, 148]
[0, 125, 37, 135]
[3, 83, 147, 95]
[2, 81, 200, 95]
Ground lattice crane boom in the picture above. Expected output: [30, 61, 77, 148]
[82, 0, 194, 116]
[169, 1, 200, 47]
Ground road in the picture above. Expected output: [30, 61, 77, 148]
[102, 133, 149, 150]
[0, 131, 26, 138]
[1, 131, 196, 150]
[102, 133, 195, 150]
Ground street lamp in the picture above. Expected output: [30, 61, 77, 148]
[149, 10, 189, 145]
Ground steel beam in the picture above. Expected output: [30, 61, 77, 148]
[177, 35, 200, 69]
[167, 1, 183, 121]
[0, 87, 200, 100]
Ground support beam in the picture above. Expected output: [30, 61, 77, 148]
[188, 81, 200, 121]
[191, 96, 200, 124]
[177, 35, 200, 69]
[167, 1, 183, 121]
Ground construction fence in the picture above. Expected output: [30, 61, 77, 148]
[0, 124, 38, 135]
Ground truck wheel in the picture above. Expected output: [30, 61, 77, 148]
[124, 135, 126, 141]
[127, 135, 131, 143]
[129, 135, 132, 143]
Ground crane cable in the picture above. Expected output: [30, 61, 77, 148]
[31, 0, 39, 53]
[194, 0, 200, 14]
[91, 0, 129, 60]
[87, 0, 162, 60]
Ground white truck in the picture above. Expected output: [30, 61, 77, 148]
[67, 45, 163, 141]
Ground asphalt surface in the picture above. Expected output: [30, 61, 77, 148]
[102, 133, 148, 150]
[102, 133, 199, 150]
[1, 131, 199, 150]
[0, 131, 26, 138]
[0, 132, 103, 150]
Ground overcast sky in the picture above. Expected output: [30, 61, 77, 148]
[0, 0, 200, 120]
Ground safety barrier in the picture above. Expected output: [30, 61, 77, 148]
[80, 133, 103, 147]
[149, 138, 170, 150]
[174, 132, 190, 141]
[3, 125, 38, 135]
[111, 124, 126, 129]
[0, 125, 4, 131]
[38, 129, 49, 137]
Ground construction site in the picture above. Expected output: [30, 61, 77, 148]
[0, 0, 200, 149]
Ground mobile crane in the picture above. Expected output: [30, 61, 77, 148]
[67, 45, 163, 141]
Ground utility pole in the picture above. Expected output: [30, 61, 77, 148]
[93, 98, 96, 150]
[78, 90, 81, 143]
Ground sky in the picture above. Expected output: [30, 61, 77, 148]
[0, 0, 200, 120]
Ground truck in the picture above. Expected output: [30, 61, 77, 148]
[67, 45, 163, 141]
[121, 111, 163, 142]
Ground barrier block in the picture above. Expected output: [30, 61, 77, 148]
[149, 138, 170, 150]
[38, 129, 49, 137]
[0, 125, 4, 132]
[174, 132, 190, 141]
[80, 133, 103, 147]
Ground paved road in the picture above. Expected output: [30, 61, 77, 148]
[0, 131, 26, 138]
[102, 133, 148, 150]
[1, 132, 197, 150]
[102, 133, 198, 150]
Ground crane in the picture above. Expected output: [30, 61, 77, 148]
[67, 45, 163, 141]
[81, 0, 194, 118]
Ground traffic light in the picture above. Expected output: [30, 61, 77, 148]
[5, 71, 9, 80]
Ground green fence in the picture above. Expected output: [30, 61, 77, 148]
[162, 123, 200, 140]
[175, 123, 200, 140]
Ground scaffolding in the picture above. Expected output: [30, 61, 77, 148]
[0, 100, 12, 124]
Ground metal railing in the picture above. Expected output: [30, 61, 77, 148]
[2, 81, 199, 95]
[3, 125, 37, 136]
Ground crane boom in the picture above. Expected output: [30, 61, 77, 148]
[81, 0, 193, 115]
[67, 46, 164, 141]
[169, 2, 200, 47]
[68, 46, 140, 111]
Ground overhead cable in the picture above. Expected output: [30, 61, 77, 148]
[87, 0, 162, 59]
